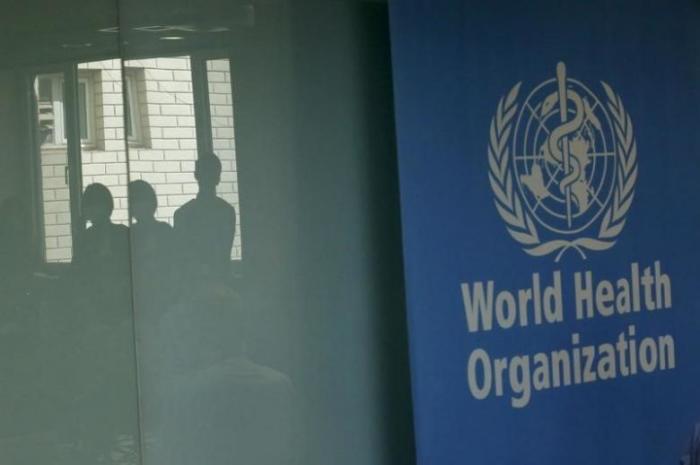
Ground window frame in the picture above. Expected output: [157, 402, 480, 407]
[124, 70, 143, 146]
[36, 73, 95, 148]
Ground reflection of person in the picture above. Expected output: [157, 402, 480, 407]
[74, 183, 129, 277]
[129, 180, 174, 320]
[129, 180, 173, 268]
[173, 153, 236, 278]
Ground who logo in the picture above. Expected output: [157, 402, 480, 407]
[488, 62, 638, 261]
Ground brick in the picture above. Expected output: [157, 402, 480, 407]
[111, 186, 127, 197]
[91, 152, 119, 163]
[176, 116, 195, 127]
[173, 70, 192, 81]
[157, 57, 190, 69]
[106, 163, 126, 174]
[208, 60, 229, 72]
[160, 105, 193, 116]
[207, 71, 226, 83]
[45, 224, 71, 237]
[101, 93, 124, 105]
[56, 213, 71, 224]
[82, 163, 106, 175]
[209, 93, 228, 105]
[163, 149, 196, 160]
[159, 81, 191, 93]
[214, 127, 235, 139]
[130, 161, 153, 172]
[91, 174, 120, 186]
[167, 194, 192, 206]
[211, 105, 233, 117]
[148, 92, 177, 104]
[151, 139, 180, 150]
[42, 176, 69, 189]
[155, 183, 182, 195]
[210, 83, 231, 94]
[138, 172, 166, 184]
[178, 139, 197, 150]
[104, 140, 125, 151]
[103, 116, 123, 129]
[149, 115, 178, 127]
[134, 149, 164, 161]
[55, 189, 70, 200]
[145, 69, 174, 81]
[162, 127, 195, 138]
[44, 214, 58, 226]
[166, 172, 194, 183]
[153, 161, 181, 172]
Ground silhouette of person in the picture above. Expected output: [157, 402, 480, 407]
[73, 183, 130, 298]
[129, 179, 173, 271]
[173, 153, 236, 278]
[69, 184, 138, 452]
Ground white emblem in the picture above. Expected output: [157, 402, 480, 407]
[488, 62, 637, 261]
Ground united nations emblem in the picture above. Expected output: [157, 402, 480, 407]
[488, 62, 637, 261]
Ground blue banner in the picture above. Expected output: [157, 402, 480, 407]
[389, 1, 700, 464]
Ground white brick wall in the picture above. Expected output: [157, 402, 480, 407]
[40, 57, 242, 262]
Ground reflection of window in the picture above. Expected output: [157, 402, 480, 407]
[36, 74, 93, 147]
[124, 71, 143, 145]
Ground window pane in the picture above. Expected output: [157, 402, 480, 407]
[78, 81, 88, 140]
[34, 73, 72, 262]
[37, 77, 56, 146]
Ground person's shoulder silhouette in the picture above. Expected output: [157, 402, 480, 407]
[173, 153, 236, 275]
[75, 183, 129, 274]
[129, 180, 173, 258]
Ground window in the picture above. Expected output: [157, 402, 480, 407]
[35, 73, 94, 147]
[124, 70, 143, 145]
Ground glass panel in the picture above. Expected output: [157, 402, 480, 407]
[78, 81, 88, 140]
[207, 58, 242, 260]
[35, 72, 72, 263]
[2, 59, 140, 463]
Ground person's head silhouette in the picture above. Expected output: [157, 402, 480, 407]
[82, 183, 114, 226]
[129, 180, 158, 224]
[194, 153, 222, 195]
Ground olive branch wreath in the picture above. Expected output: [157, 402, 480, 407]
[487, 81, 637, 262]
